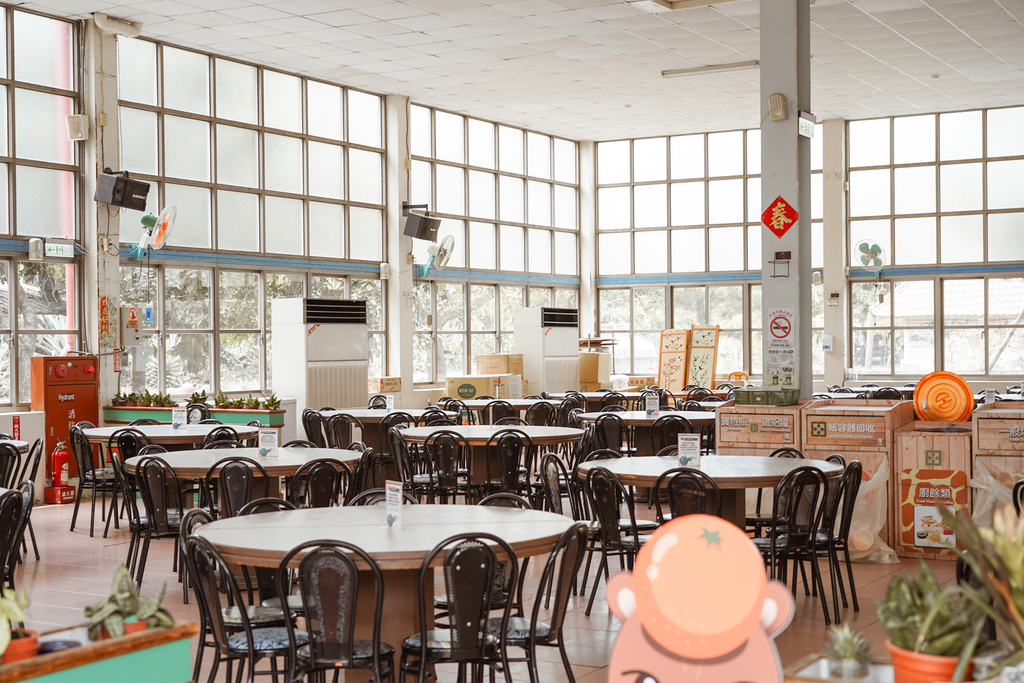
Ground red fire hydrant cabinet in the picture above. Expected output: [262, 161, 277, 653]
[30, 356, 99, 487]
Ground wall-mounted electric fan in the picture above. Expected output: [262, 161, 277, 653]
[130, 205, 176, 260]
[415, 234, 455, 277]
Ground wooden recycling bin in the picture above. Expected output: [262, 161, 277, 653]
[716, 399, 822, 456]
[972, 403, 1024, 513]
[801, 399, 916, 547]
[893, 421, 972, 559]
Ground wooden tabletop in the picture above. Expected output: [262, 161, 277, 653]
[124, 447, 361, 478]
[321, 408, 456, 422]
[460, 398, 558, 410]
[81, 424, 260, 445]
[0, 440, 29, 454]
[973, 393, 1024, 402]
[196, 504, 575, 570]
[549, 391, 643, 400]
[578, 410, 716, 426]
[399, 424, 584, 446]
[576, 455, 843, 488]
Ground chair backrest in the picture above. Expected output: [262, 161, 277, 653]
[185, 535, 254, 653]
[481, 400, 515, 425]
[417, 533, 518, 664]
[237, 498, 298, 603]
[11, 481, 34, 568]
[0, 488, 25, 584]
[420, 411, 456, 427]
[478, 492, 532, 508]
[685, 387, 712, 402]
[347, 449, 377, 501]
[772, 466, 827, 548]
[494, 416, 529, 426]
[653, 467, 722, 521]
[538, 453, 569, 517]
[107, 448, 143, 526]
[18, 439, 44, 485]
[531, 523, 588, 639]
[422, 430, 471, 492]
[110, 428, 153, 466]
[325, 413, 365, 450]
[186, 403, 211, 423]
[768, 446, 805, 459]
[205, 456, 270, 518]
[290, 458, 351, 508]
[825, 453, 846, 467]
[1015, 479, 1024, 516]
[600, 391, 626, 408]
[279, 540, 386, 672]
[198, 419, 223, 425]
[582, 448, 622, 462]
[524, 401, 556, 426]
[302, 409, 328, 448]
[346, 487, 419, 505]
[282, 439, 318, 448]
[585, 467, 638, 550]
[368, 394, 388, 408]
[179, 508, 214, 557]
[129, 418, 161, 426]
[593, 413, 627, 453]
[0, 444, 22, 489]
[484, 429, 533, 493]
[201, 426, 240, 448]
[649, 414, 695, 454]
[67, 425, 95, 479]
[831, 460, 863, 541]
[377, 412, 413, 453]
[728, 371, 749, 383]
[873, 387, 903, 400]
[136, 456, 184, 534]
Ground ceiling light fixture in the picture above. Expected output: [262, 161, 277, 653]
[661, 60, 760, 79]
[624, 0, 741, 12]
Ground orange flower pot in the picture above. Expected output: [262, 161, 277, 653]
[886, 641, 971, 683]
[123, 620, 148, 635]
[2, 630, 39, 664]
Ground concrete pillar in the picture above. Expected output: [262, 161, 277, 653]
[81, 21, 122, 407]
[384, 94, 416, 407]
[759, 0, 812, 396]
[822, 118, 848, 388]
[578, 140, 596, 338]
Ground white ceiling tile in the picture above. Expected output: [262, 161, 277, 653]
[220, 4, 292, 21]
[391, 13, 460, 31]
[347, 21, 413, 37]
[265, 0, 341, 15]
[294, 26, 363, 42]
[253, 32, 317, 48]
[312, 10, 379, 27]
[356, 2, 428, 20]
[217, 20, 287, 38]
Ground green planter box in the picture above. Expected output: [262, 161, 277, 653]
[103, 405, 285, 427]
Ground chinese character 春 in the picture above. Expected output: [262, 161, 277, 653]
[769, 202, 793, 232]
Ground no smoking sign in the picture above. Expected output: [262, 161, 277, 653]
[770, 315, 791, 339]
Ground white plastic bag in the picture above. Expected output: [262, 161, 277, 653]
[848, 454, 898, 563]
[970, 459, 1015, 527]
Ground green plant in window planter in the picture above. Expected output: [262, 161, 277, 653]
[189, 390, 209, 406]
[0, 588, 38, 664]
[137, 390, 153, 407]
[261, 394, 281, 410]
[125, 392, 138, 407]
[229, 398, 246, 409]
[85, 566, 174, 641]
[111, 392, 126, 407]
[244, 394, 261, 409]
[213, 391, 230, 408]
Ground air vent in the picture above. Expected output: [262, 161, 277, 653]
[303, 299, 367, 324]
[541, 307, 578, 328]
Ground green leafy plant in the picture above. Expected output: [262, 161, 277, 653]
[85, 566, 174, 641]
[229, 398, 245, 409]
[825, 622, 871, 662]
[213, 390, 230, 408]
[876, 561, 984, 658]
[160, 393, 175, 406]
[125, 392, 139, 406]
[244, 394, 261, 409]
[111, 392, 126, 406]
[137, 390, 153, 406]
[189, 390, 209, 406]
[0, 588, 30, 656]
[261, 394, 281, 410]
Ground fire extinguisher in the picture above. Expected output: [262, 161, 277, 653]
[50, 442, 69, 488]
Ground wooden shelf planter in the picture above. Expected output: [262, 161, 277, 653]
[0, 623, 198, 683]
[103, 405, 285, 428]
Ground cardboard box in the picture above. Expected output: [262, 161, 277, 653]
[446, 375, 501, 400]
[579, 352, 611, 383]
[627, 376, 657, 390]
[579, 382, 613, 392]
[476, 354, 524, 376]
[368, 376, 402, 393]
[44, 486, 75, 504]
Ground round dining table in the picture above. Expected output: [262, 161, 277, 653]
[197, 504, 574, 682]
[123, 447, 361, 478]
[578, 410, 716, 456]
[320, 408, 457, 452]
[81, 424, 261, 446]
[459, 398, 558, 411]
[576, 454, 843, 528]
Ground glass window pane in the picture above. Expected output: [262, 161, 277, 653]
[597, 140, 629, 184]
[529, 288, 552, 308]
[217, 190, 258, 252]
[437, 334, 465, 380]
[851, 282, 890, 327]
[500, 285, 524, 331]
[671, 182, 704, 226]
[708, 226, 743, 271]
[215, 59, 257, 124]
[989, 279, 1024, 325]
[527, 132, 551, 179]
[163, 46, 209, 115]
[219, 271, 259, 329]
[165, 333, 211, 393]
[673, 287, 706, 327]
[895, 328, 933, 374]
[990, 329, 1024, 375]
[554, 137, 576, 183]
[632, 331, 659, 375]
[117, 37, 156, 105]
[527, 180, 551, 227]
[893, 280, 933, 326]
[634, 231, 667, 274]
[16, 167, 74, 238]
[940, 110, 982, 161]
[436, 164, 465, 215]
[811, 173, 823, 220]
[598, 186, 630, 230]
[554, 231, 577, 276]
[307, 80, 343, 140]
[436, 283, 465, 332]
[15, 11, 72, 90]
[468, 118, 494, 169]
[945, 328, 985, 374]
[19, 333, 75, 401]
[413, 333, 432, 383]
[265, 272, 304, 328]
[707, 131, 743, 176]
[671, 228, 704, 273]
[219, 333, 259, 391]
[894, 166, 935, 215]
[852, 329, 890, 374]
[849, 169, 891, 216]
[165, 268, 211, 329]
[894, 217, 936, 265]
[718, 331, 743, 377]
[265, 196, 303, 255]
[987, 107, 1024, 157]
[599, 289, 630, 329]
[0, 262, 7, 328]
[940, 215, 983, 264]
[348, 90, 382, 147]
[634, 185, 667, 228]
[410, 159, 431, 207]
[469, 170, 495, 219]
[633, 137, 666, 182]
[988, 159, 1024, 210]
[15, 89, 73, 164]
[747, 225, 761, 272]
[164, 116, 210, 181]
[264, 134, 303, 194]
[18, 262, 72, 329]
[633, 288, 665, 329]
[709, 285, 742, 328]
[849, 219, 890, 269]
[311, 275, 346, 299]
[747, 177, 761, 223]
[350, 148, 383, 205]
[707, 179, 743, 224]
[435, 110, 465, 164]
[470, 284, 495, 331]
[988, 212, 1024, 262]
[747, 129, 761, 174]
[944, 279, 984, 326]
[308, 141, 344, 199]
[216, 125, 258, 188]
[670, 134, 703, 179]
[498, 176, 524, 223]
[555, 288, 577, 309]
[810, 124, 822, 172]
[410, 105, 431, 157]
[308, 201, 344, 258]
[894, 115, 935, 164]
[469, 222, 495, 270]
[165, 184, 211, 248]
[499, 224, 525, 271]
[470, 334, 495, 372]
[598, 232, 631, 275]
[498, 126, 523, 174]
[749, 285, 761, 330]
[351, 279, 383, 330]
[527, 228, 551, 273]
[349, 207, 383, 261]
[263, 70, 302, 132]
[554, 185, 577, 230]
[120, 107, 158, 175]
[848, 118, 890, 167]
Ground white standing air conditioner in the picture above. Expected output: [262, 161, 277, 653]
[271, 298, 369, 416]
[514, 308, 580, 394]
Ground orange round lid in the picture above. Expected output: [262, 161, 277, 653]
[914, 371, 973, 422]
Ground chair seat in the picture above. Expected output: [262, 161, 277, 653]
[433, 592, 508, 611]
[222, 604, 286, 625]
[486, 616, 552, 643]
[261, 594, 304, 611]
[298, 639, 394, 662]
[84, 468, 115, 481]
[634, 519, 658, 532]
[752, 532, 815, 552]
[402, 629, 499, 656]
[227, 626, 307, 653]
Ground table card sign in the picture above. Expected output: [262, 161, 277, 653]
[385, 395, 394, 412]
[171, 408, 187, 430]
[257, 429, 278, 457]
[508, 374, 523, 400]
[677, 434, 701, 467]
[385, 480, 403, 529]
[645, 394, 659, 417]
[985, 389, 996, 404]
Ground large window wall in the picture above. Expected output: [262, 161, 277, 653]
[408, 105, 580, 383]
[0, 9, 80, 406]
[848, 106, 1024, 379]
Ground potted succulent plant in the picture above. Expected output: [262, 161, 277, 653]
[244, 394, 261, 409]
[876, 562, 983, 683]
[229, 398, 245, 409]
[189, 390, 209, 406]
[213, 390, 230, 408]
[137, 390, 153, 407]
[111, 392, 126, 407]
[85, 566, 174, 641]
[125, 392, 138, 407]
[261, 394, 281, 410]
[825, 622, 871, 679]
[0, 589, 37, 664]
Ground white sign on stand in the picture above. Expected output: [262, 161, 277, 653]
[385, 395, 394, 412]
[258, 429, 278, 457]
[645, 394, 659, 417]
[677, 434, 701, 468]
[385, 480, 403, 529]
[171, 408, 187, 430]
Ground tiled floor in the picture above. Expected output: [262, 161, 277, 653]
[13, 501, 957, 683]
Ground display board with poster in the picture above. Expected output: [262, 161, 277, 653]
[657, 330, 690, 392]
[899, 469, 968, 558]
[686, 326, 720, 389]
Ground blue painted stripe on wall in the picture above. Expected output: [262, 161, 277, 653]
[597, 272, 762, 285]
[0, 239, 27, 252]
[424, 269, 581, 285]
[119, 247, 382, 273]
[850, 263, 1024, 277]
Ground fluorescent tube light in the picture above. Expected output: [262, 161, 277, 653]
[661, 60, 760, 79]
